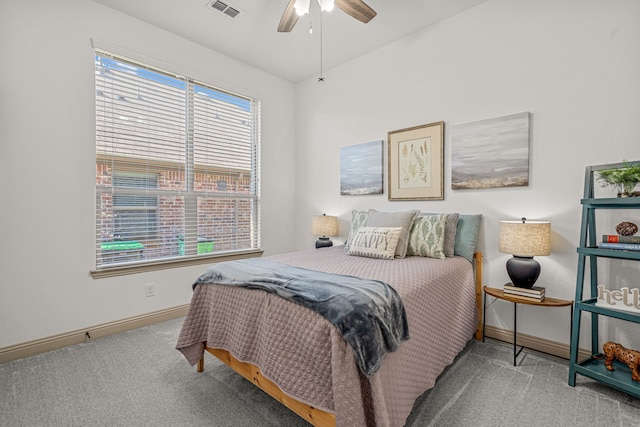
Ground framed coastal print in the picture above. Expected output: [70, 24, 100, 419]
[388, 121, 444, 200]
[451, 112, 530, 189]
[340, 140, 384, 195]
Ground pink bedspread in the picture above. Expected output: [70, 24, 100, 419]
[176, 246, 478, 427]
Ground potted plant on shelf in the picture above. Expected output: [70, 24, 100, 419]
[597, 161, 640, 197]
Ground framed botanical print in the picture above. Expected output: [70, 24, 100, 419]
[388, 121, 444, 200]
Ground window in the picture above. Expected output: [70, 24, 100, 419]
[95, 52, 261, 270]
[112, 173, 158, 242]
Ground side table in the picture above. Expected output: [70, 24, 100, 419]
[483, 286, 573, 366]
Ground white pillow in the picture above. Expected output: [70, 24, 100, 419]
[365, 209, 419, 258]
[348, 227, 403, 260]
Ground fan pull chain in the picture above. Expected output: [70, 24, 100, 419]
[318, 10, 325, 82]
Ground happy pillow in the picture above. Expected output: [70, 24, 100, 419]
[348, 227, 403, 260]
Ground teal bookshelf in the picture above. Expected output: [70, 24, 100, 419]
[568, 161, 640, 398]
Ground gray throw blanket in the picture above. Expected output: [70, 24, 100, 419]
[193, 258, 409, 377]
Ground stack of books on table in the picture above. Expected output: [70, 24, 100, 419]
[600, 234, 640, 252]
[503, 283, 545, 301]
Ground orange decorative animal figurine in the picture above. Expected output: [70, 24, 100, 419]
[601, 341, 640, 382]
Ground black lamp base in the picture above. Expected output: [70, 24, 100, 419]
[506, 255, 541, 288]
[315, 237, 333, 249]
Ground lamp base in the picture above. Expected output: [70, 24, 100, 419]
[506, 255, 541, 288]
[315, 237, 333, 249]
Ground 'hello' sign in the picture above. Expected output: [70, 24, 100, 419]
[596, 285, 640, 314]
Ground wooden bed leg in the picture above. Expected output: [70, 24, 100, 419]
[473, 252, 483, 341]
[197, 356, 204, 372]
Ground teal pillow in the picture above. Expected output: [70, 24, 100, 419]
[454, 214, 482, 262]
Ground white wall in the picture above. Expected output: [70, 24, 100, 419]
[294, 0, 640, 347]
[0, 0, 296, 348]
[2, 0, 639, 353]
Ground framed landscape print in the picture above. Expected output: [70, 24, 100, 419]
[388, 121, 444, 200]
[340, 140, 384, 195]
[451, 112, 530, 189]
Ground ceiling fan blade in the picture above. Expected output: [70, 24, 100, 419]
[335, 0, 377, 24]
[278, 0, 300, 32]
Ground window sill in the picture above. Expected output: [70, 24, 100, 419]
[90, 249, 264, 279]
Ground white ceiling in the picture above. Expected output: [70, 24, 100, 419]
[93, 0, 486, 83]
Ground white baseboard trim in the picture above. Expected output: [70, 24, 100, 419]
[483, 325, 591, 360]
[0, 304, 189, 364]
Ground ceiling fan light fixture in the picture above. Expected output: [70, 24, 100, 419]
[318, 0, 334, 12]
[278, 0, 376, 33]
[294, 0, 310, 16]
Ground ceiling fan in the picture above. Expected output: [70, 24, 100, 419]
[278, 0, 377, 32]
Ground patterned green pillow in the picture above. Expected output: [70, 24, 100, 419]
[406, 214, 447, 259]
[422, 212, 459, 257]
[345, 210, 369, 249]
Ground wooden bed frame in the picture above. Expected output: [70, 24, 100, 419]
[197, 252, 483, 427]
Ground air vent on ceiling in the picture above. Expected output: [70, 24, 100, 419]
[207, 1, 241, 18]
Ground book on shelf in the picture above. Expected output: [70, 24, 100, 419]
[599, 242, 640, 252]
[502, 285, 545, 301]
[503, 283, 545, 295]
[602, 234, 640, 244]
[503, 288, 545, 298]
[503, 290, 545, 301]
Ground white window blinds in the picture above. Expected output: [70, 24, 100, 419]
[95, 52, 261, 268]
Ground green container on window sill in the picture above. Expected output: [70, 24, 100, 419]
[101, 241, 144, 251]
[197, 239, 214, 254]
[176, 238, 214, 255]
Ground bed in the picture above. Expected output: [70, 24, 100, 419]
[177, 211, 483, 427]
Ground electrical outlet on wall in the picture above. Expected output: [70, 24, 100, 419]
[145, 283, 155, 297]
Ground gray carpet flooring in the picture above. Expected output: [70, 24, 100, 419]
[2, 317, 639, 426]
